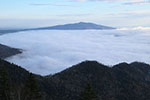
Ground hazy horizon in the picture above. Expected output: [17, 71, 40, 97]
[0, 0, 150, 29]
[0, 21, 150, 30]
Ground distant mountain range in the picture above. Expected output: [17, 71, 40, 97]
[0, 30, 22, 35]
[0, 44, 22, 59]
[0, 22, 115, 34]
[1, 59, 150, 100]
[32, 22, 115, 30]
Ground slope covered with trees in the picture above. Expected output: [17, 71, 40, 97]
[1, 59, 150, 100]
[0, 44, 21, 59]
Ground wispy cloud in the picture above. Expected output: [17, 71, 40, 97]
[123, 0, 150, 5]
[57, 13, 92, 17]
[107, 10, 150, 18]
[30, 0, 150, 7]
[73, 0, 149, 2]
[30, 3, 78, 7]
[72, 0, 150, 5]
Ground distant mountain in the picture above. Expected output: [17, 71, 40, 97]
[0, 22, 115, 35]
[1, 59, 150, 100]
[34, 22, 115, 30]
[0, 30, 23, 35]
[0, 43, 22, 59]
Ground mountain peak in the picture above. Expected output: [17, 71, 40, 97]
[34, 22, 116, 30]
[77, 22, 91, 24]
[2, 59, 150, 100]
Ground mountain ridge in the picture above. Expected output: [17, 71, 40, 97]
[0, 43, 22, 59]
[0, 22, 116, 35]
[1, 59, 150, 100]
[33, 22, 115, 30]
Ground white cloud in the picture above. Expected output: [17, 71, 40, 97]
[72, 0, 150, 5]
[118, 26, 150, 30]
[73, 0, 149, 2]
[30, 3, 78, 7]
[123, 0, 150, 5]
[0, 29, 150, 75]
[107, 10, 150, 17]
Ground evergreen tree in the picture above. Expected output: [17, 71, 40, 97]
[79, 83, 97, 100]
[0, 65, 11, 100]
[23, 73, 42, 100]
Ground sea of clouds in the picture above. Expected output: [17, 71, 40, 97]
[0, 29, 150, 75]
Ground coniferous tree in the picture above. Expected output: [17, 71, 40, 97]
[79, 83, 97, 100]
[0, 65, 11, 100]
[23, 73, 42, 100]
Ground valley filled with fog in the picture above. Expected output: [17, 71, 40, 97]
[0, 29, 150, 75]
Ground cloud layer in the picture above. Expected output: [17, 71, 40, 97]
[0, 29, 150, 75]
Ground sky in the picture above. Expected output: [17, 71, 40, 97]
[0, 0, 150, 28]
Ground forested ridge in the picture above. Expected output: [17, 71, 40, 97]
[0, 44, 21, 59]
[1, 59, 150, 100]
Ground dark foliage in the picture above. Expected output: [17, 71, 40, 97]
[0, 44, 21, 59]
[78, 83, 98, 100]
[22, 73, 42, 100]
[0, 65, 11, 100]
[1, 59, 150, 100]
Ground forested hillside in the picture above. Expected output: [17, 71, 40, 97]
[0, 44, 21, 59]
[1, 59, 150, 100]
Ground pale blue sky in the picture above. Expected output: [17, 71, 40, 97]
[0, 0, 150, 28]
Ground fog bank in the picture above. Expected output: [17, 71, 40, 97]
[0, 29, 150, 75]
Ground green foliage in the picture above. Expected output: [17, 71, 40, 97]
[23, 73, 42, 100]
[79, 83, 97, 100]
[0, 65, 11, 100]
[1, 59, 150, 100]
